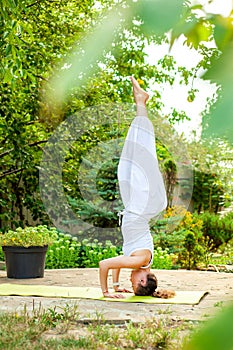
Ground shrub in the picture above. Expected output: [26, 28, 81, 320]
[79, 239, 119, 268]
[46, 232, 81, 269]
[197, 211, 233, 249]
[0, 247, 4, 262]
[192, 170, 225, 214]
[151, 247, 175, 270]
[209, 238, 233, 266]
[152, 206, 208, 269]
[152, 206, 203, 251]
[46, 233, 120, 269]
[178, 230, 207, 270]
[0, 225, 58, 248]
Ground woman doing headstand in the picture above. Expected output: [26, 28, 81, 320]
[99, 77, 174, 299]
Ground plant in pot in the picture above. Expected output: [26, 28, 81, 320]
[0, 225, 58, 279]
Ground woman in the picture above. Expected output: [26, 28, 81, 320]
[99, 77, 173, 299]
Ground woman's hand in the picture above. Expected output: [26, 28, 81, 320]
[103, 291, 125, 299]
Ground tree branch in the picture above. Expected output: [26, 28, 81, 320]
[28, 140, 48, 147]
[0, 168, 24, 179]
[0, 149, 13, 159]
[0, 139, 48, 159]
[26, 1, 40, 8]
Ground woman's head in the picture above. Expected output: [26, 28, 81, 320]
[135, 273, 158, 296]
[130, 269, 157, 296]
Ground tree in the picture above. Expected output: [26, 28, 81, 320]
[1, 0, 115, 229]
[1, 0, 232, 231]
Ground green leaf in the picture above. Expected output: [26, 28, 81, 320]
[171, 18, 197, 48]
[211, 15, 233, 51]
[3, 69, 13, 83]
[185, 20, 213, 48]
[202, 44, 233, 144]
[5, 44, 12, 56]
[133, 0, 184, 36]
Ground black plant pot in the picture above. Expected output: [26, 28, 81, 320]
[3, 246, 48, 279]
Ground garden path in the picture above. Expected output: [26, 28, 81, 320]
[0, 268, 232, 323]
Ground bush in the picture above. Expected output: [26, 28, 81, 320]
[209, 237, 233, 267]
[0, 225, 58, 248]
[79, 238, 119, 268]
[3, 209, 231, 271]
[178, 230, 208, 270]
[151, 247, 175, 269]
[45, 232, 120, 269]
[152, 207, 233, 269]
[46, 232, 81, 269]
[192, 170, 225, 214]
[151, 206, 208, 269]
[197, 211, 233, 249]
[0, 247, 4, 262]
[152, 206, 203, 250]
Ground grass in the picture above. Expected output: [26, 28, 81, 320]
[0, 304, 196, 350]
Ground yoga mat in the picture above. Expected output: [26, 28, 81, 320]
[0, 284, 208, 304]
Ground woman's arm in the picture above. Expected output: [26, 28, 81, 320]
[112, 268, 120, 291]
[99, 255, 145, 297]
[112, 268, 132, 293]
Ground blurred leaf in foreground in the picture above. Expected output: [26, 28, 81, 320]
[202, 43, 233, 144]
[183, 303, 233, 350]
[133, 0, 184, 36]
[46, 5, 130, 107]
[185, 20, 213, 48]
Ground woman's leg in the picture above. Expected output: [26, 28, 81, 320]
[130, 76, 149, 117]
[118, 77, 167, 217]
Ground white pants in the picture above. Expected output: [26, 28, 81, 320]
[118, 116, 167, 258]
[118, 116, 167, 219]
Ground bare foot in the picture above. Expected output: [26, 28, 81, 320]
[130, 76, 149, 107]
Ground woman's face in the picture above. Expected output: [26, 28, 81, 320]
[130, 269, 148, 293]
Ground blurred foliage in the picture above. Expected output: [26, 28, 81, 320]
[202, 20, 233, 143]
[183, 303, 233, 350]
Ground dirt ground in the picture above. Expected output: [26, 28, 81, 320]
[0, 268, 232, 323]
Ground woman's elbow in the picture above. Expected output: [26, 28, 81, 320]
[99, 259, 107, 270]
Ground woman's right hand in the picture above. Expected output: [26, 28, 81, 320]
[103, 292, 125, 299]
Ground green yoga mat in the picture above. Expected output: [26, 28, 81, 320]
[0, 284, 208, 304]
